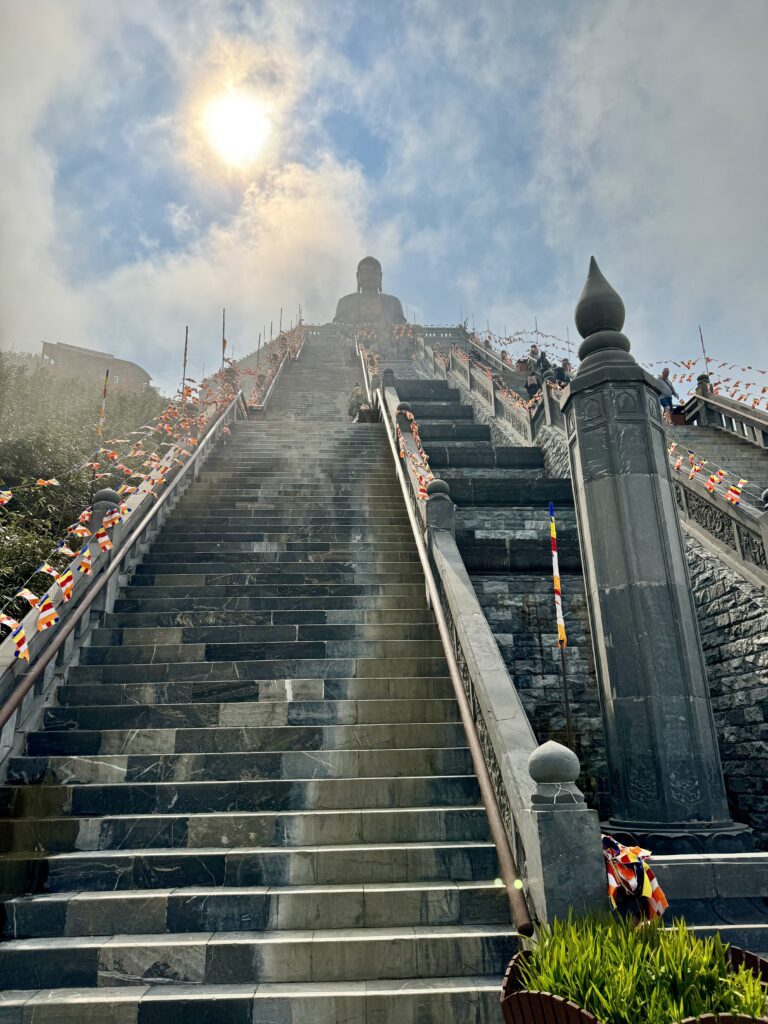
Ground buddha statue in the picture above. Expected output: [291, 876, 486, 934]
[333, 257, 406, 325]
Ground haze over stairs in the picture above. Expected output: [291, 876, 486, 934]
[0, 330, 516, 1022]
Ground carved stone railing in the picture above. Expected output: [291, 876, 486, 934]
[411, 334, 768, 589]
[685, 382, 768, 450]
[0, 338, 309, 770]
[377, 377, 606, 925]
[670, 470, 768, 588]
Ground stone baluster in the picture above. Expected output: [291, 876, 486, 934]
[561, 257, 749, 852]
[425, 479, 454, 536]
[525, 741, 606, 920]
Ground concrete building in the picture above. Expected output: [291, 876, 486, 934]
[40, 341, 151, 389]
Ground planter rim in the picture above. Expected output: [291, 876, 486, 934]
[501, 947, 768, 1024]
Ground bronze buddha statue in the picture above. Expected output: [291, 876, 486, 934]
[333, 257, 406, 325]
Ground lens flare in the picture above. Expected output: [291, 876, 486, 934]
[202, 89, 271, 169]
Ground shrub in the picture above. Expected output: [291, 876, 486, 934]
[0, 354, 167, 607]
[518, 914, 766, 1024]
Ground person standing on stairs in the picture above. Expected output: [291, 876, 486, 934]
[347, 382, 364, 421]
[657, 367, 679, 426]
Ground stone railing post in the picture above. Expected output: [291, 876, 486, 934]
[524, 741, 606, 921]
[695, 374, 712, 426]
[425, 479, 454, 537]
[561, 257, 749, 853]
[89, 487, 128, 620]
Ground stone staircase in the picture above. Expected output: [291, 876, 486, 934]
[393, 377, 605, 809]
[0, 332, 517, 1021]
[667, 424, 767, 504]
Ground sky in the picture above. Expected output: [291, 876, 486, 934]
[0, 0, 766, 393]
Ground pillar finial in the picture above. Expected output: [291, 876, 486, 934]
[574, 257, 632, 363]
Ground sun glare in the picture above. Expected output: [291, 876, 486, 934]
[202, 89, 271, 169]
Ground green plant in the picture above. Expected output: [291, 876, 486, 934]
[518, 914, 766, 1024]
[0, 354, 167, 606]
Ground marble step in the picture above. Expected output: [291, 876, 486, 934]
[0, 807, 490, 855]
[41, 697, 460, 730]
[437, 471, 573, 506]
[66, 655, 451, 685]
[27, 721, 467, 756]
[2, 880, 509, 939]
[9, 746, 472, 785]
[418, 421, 491, 440]
[105, 608, 436, 628]
[56, 676, 454, 707]
[405, 402, 475, 420]
[0, 841, 500, 892]
[149, 541, 421, 555]
[139, 549, 423, 563]
[0, 924, 518, 989]
[0, 973, 701, 1024]
[426, 444, 543, 470]
[111, 594, 429, 614]
[130, 564, 426, 580]
[92, 622, 439, 645]
[0, 775, 481, 818]
[167, 513, 414, 524]
[112, 583, 430, 600]
[79, 639, 447, 666]
[394, 382, 459, 400]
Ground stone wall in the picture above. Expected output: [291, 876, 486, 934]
[470, 572, 610, 815]
[536, 424, 570, 479]
[685, 534, 768, 848]
[427, 359, 768, 844]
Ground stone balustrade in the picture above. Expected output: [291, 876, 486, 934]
[377, 374, 605, 924]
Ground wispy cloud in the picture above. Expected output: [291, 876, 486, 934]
[0, 0, 765, 390]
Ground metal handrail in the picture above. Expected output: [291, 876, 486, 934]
[0, 389, 247, 731]
[377, 385, 535, 937]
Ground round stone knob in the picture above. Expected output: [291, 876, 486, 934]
[528, 740, 580, 784]
[426, 479, 450, 497]
[93, 488, 122, 506]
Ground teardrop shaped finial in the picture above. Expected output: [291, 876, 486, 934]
[575, 257, 625, 339]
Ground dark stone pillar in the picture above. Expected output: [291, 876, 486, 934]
[562, 258, 750, 853]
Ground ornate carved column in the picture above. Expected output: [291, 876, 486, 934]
[562, 258, 749, 853]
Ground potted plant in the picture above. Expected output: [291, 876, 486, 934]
[500, 915, 768, 1024]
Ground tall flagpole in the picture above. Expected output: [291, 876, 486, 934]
[221, 308, 227, 369]
[90, 369, 110, 507]
[549, 501, 573, 749]
[182, 325, 188, 398]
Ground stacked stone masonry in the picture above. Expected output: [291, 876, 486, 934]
[418, 349, 768, 847]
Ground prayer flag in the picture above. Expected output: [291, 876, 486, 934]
[0, 490, 12, 506]
[37, 595, 59, 631]
[36, 478, 60, 487]
[94, 527, 113, 552]
[57, 569, 75, 602]
[705, 469, 726, 493]
[0, 616, 29, 661]
[68, 523, 92, 538]
[15, 588, 40, 607]
[56, 543, 77, 557]
[724, 479, 747, 506]
[549, 502, 567, 646]
[38, 563, 60, 582]
[102, 508, 121, 529]
[77, 548, 93, 575]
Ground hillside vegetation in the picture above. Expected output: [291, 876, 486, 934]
[0, 354, 167, 607]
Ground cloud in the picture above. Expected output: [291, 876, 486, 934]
[0, 0, 765, 388]
[530, 0, 768, 362]
[90, 156, 370, 387]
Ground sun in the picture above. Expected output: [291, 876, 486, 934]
[202, 89, 271, 169]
